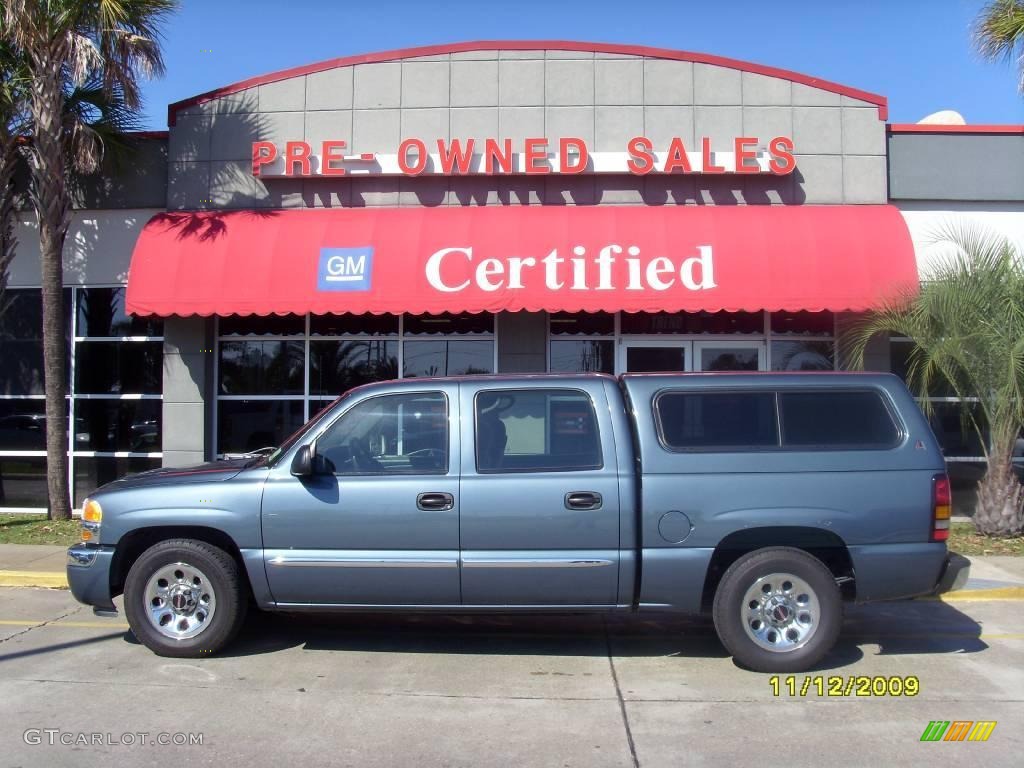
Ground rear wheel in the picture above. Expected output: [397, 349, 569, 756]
[124, 539, 247, 657]
[712, 547, 841, 673]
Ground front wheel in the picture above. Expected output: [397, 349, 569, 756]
[712, 547, 841, 673]
[124, 539, 247, 657]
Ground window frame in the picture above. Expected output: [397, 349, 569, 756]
[472, 387, 604, 475]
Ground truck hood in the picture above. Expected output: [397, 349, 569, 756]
[100, 458, 253, 491]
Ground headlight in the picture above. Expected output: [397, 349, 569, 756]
[81, 498, 102, 543]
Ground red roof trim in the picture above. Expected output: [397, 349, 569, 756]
[888, 123, 1024, 135]
[167, 40, 888, 125]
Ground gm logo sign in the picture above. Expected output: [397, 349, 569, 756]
[317, 247, 373, 291]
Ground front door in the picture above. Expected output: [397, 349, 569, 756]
[694, 341, 765, 371]
[621, 340, 766, 372]
[261, 387, 461, 605]
[621, 340, 691, 372]
[458, 381, 621, 606]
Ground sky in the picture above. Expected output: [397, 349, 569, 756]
[137, 0, 1024, 129]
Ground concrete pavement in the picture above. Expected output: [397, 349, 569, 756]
[0, 586, 1022, 767]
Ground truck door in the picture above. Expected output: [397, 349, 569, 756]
[261, 386, 461, 605]
[458, 381, 621, 606]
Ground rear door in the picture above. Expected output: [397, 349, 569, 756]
[457, 380, 621, 606]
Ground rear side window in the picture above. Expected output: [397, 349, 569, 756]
[656, 392, 778, 450]
[779, 391, 900, 448]
[475, 388, 602, 473]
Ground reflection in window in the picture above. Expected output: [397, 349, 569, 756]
[550, 340, 614, 374]
[217, 399, 304, 454]
[73, 456, 161, 506]
[75, 341, 163, 394]
[475, 389, 602, 473]
[549, 312, 614, 336]
[771, 341, 834, 371]
[76, 287, 162, 337]
[403, 340, 493, 378]
[310, 313, 399, 337]
[316, 392, 449, 474]
[657, 392, 779, 450]
[74, 399, 162, 452]
[219, 340, 304, 395]
[404, 312, 493, 336]
[0, 457, 49, 508]
[309, 340, 398, 396]
[700, 348, 759, 371]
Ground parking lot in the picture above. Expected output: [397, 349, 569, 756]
[0, 586, 1022, 767]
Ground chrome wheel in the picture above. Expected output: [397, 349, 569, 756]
[742, 572, 819, 653]
[144, 562, 217, 640]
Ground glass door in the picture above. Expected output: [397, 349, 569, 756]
[620, 340, 692, 373]
[694, 341, 765, 372]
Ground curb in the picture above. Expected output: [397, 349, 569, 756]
[931, 586, 1024, 602]
[0, 571, 68, 589]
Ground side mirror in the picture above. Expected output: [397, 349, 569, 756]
[290, 444, 314, 477]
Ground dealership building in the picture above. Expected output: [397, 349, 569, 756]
[1, 40, 1022, 512]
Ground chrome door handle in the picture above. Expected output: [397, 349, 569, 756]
[565, 491, 602, 510]
[417, 492, 455, 511]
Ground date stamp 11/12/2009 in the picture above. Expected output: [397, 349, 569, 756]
[769, 675, 920, 697]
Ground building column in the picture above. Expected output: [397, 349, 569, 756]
[162, 316, 212, 467]
[497, 311, 548, 373]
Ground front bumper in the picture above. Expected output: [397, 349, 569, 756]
[933, 552, 972, 595]
[66, 544, 117, 613]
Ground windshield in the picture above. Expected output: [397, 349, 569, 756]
[264, 395, 345, 467]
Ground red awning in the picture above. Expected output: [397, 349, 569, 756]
[125, 205, 918, 317]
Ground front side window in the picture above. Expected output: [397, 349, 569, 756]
[316, 392, 448, 475]
[475, 389, 602, 473]
[656, 391, 779, 450]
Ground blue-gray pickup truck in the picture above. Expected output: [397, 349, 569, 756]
[67, 372, 968, 672]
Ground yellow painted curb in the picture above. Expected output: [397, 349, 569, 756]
[0, 571, 68, 589]
[931, 586, 1024, 602]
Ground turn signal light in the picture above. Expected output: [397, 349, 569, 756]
[932, 474, 952, 542]
[82, 499, 102, 524]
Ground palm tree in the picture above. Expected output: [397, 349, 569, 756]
[974, 0, 1024, 93]
[2, 0, 176, 519]
[845, 225, 1024, 536]
[0, 42, 29, 321]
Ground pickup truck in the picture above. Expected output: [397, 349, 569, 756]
[67, 372, 968, 673]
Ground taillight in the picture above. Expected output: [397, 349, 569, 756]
[932, 474, 951, 542]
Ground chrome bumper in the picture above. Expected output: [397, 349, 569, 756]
[67, 544, 98, 567]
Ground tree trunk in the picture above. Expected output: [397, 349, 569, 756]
[26, 46, 72, 521]
[973, 444, 1024, 536]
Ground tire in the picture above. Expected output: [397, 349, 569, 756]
[124, 539, 248, 658]
[712, 547, 841, 673]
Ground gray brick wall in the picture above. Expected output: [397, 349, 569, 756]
[170, 50, 888, 210]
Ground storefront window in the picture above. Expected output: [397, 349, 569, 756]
[770, 311, 835, 335]
[76, 287, 162, 337]
[550, 340, 615, 374]
[214, 313, 494, 455]
[403, 340, 494, 377]
[621, 311, 763, 335]
[73, 456, 162, 507]
[309, 340, 398, 395]
[770, 340, 834, 371]
[1, 286, 163, 511]
[549, 312, 615, 336]
[311, 313, 399, 337]
[219, 340, 304, 395]
[217, 399, 305, 455]
[403, 312, 493, 336]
